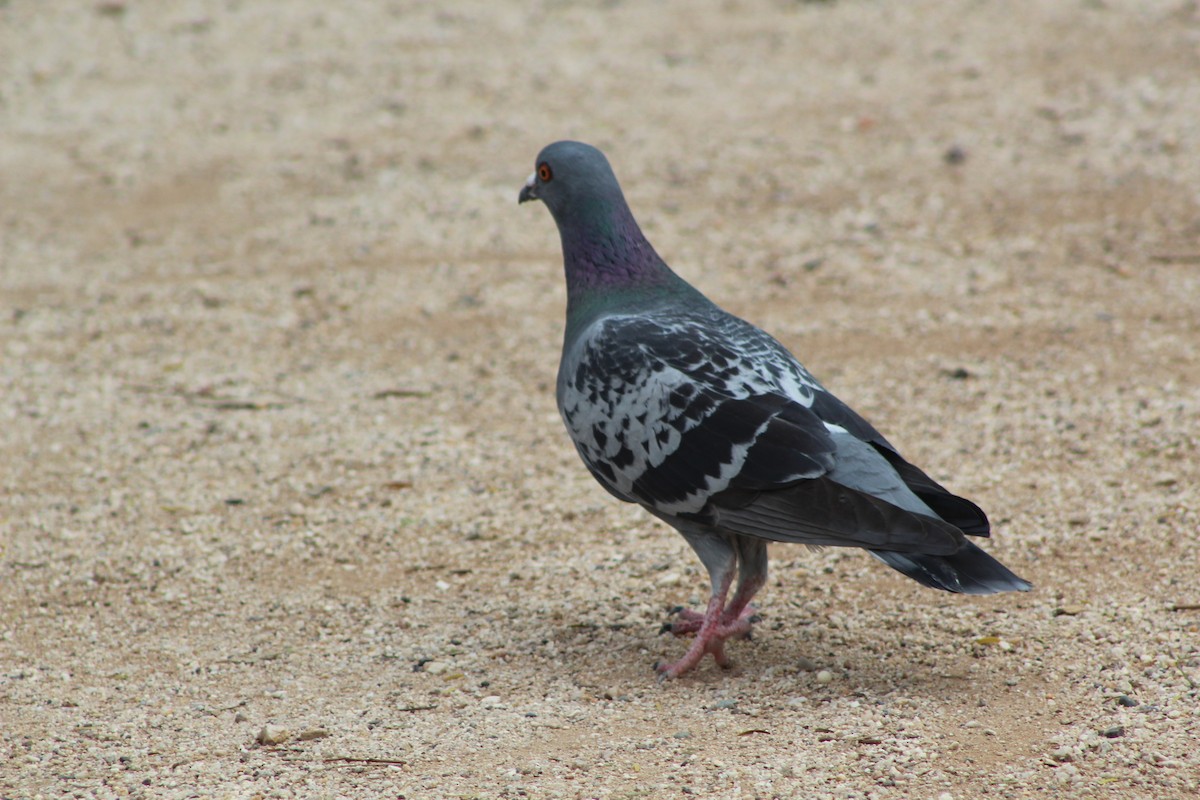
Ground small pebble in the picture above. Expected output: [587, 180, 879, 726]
[256, 723, 290, 746]
[1050, 747, 1073, 762]
[233, 711, 248, 723]
[424, 661, 449, 675]
[299, 728, 330, 741]
[1101, 725, 1125, 739]
[1117, 695, 1138, 707]
[816, 670, 833, 684]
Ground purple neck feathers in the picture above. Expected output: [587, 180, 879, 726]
[555, 199, 677, 303]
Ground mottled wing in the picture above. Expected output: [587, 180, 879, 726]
[559, 309, 971, 553]
[557, 312, 834, 518]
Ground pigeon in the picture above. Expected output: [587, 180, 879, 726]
[519, 141, 1031, 679]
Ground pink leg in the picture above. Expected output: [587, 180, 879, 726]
[721, 564, 766, 625]
[657, 537, 769, 679]
[719, 536, 768, 628]
[664, 538, 767, 634]
[655, 568, 736, 679]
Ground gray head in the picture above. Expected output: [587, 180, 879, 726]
[517, 141, 631, 228]
[520, 141, 687, 306]
[520, 140, 619, 208]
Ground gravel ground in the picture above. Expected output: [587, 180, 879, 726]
[3, 1, 1199, 798]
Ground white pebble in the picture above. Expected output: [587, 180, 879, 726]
[256, 723, 290, 746]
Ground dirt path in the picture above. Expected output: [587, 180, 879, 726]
[3, 1, 1199, 797]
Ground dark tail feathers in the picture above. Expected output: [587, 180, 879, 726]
[871, 540, 1031, 595]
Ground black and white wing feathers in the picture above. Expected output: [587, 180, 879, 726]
[557, 307, 969, 554]
[558, 311, 832, 514]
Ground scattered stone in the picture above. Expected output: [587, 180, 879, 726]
[943, 145, 967, 165]
[672, 730, 692, 739]
[975, 635, 1013, 648]
[234, 711, 249, 723]
[95, 1, 126, 17]
[423, 661, 449, 675]
[1054, 763, 1080, 784]
[1101, 725, 1125, 739]
[256, 724, 290, 746]
[1116, 695, 1138, 708]
[299, 728, 330, 741]
[816, 670, 834, 684]
[795, 656, 818, 671]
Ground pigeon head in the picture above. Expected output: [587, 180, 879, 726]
[518, 141, 625, 217]
[520, 141, 686, 306]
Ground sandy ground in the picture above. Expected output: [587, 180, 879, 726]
[3, 1, 1200, 798]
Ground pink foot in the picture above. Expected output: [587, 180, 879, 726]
[655, 606, 760, 679]
[660, 606, 707, 636]
[661, 605, 759, 637]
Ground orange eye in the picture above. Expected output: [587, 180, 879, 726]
[538, 162, 553, 182]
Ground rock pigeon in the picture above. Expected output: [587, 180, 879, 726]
[519, 141, 1031, 679]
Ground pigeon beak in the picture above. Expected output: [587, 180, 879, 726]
[518, 171, 539, 204]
